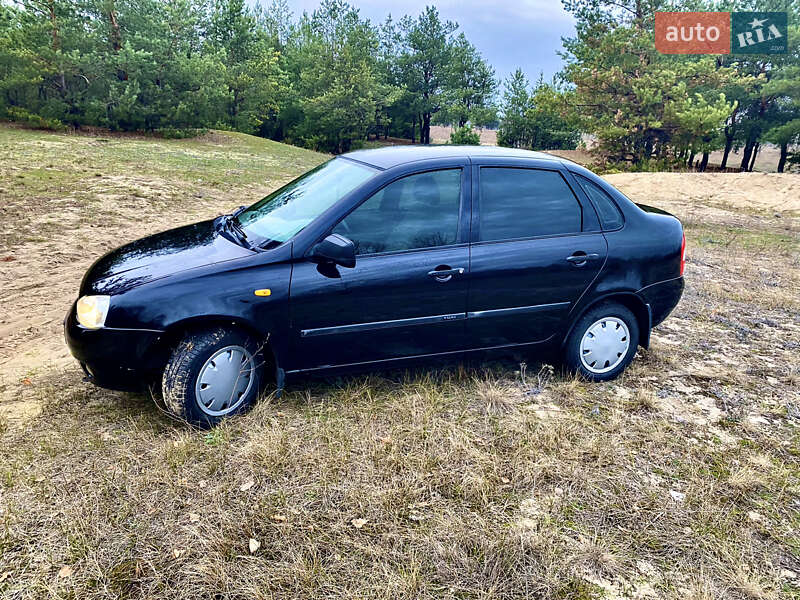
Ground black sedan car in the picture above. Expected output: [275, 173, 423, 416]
[66, 146, 685, 425]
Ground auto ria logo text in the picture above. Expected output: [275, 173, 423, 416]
[655, 11, 788, 55]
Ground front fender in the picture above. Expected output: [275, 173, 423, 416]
[105, 258, 293, 370]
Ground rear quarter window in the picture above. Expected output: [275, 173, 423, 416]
[576, 175, 624, 231]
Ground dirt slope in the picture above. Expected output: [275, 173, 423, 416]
[605, 171, 800, 214]
[0, 126, 326, 423]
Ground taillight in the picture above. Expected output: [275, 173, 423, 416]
[680, 231, 686, 276]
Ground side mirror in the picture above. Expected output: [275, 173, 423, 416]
[310, 233, 356, 268]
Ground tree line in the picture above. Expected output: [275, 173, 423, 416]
[551, 0, 799, 171]
[0, 0, 797, 170]
[0, 0, 497, 152]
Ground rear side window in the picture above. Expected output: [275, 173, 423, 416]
[478, 167, 582, 242]
[576, 175, 624, 230]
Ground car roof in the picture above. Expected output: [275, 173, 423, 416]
[341, 145, 563, 169]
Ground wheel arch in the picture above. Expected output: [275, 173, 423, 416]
[562, 292, 652, 350]
[151, 315, 281, 382]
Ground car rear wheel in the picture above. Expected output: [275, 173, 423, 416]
[564, 302, 640, 381]
[162, 327, 266, 427]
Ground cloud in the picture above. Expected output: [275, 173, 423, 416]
[443, 0, 574, 26]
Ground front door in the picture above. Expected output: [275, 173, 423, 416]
[467, 165, 607, 348]
[289, 167, 470, 370]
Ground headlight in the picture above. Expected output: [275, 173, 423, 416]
[76, 295, 110, 329]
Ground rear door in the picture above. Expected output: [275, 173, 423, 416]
[289, 164, 472, 370]
[466, 161, 607, 348]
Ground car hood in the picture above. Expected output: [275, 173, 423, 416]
[80, 220, 255, 295]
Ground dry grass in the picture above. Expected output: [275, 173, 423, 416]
[1, 125, 799, 599]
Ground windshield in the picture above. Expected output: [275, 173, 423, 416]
[238, 158, 377, 246]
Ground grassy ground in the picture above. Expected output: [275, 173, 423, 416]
[0, 125, 798, 599]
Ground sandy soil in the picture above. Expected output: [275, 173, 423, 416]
[0, 176, 234, 423]
[0, 129, 324, 425]
[605, 172, 800, 214]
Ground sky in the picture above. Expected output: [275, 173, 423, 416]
[273, 0, 577, 86]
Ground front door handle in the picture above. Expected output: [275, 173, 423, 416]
[427, 266, 465, 282]
[566, 252, 600, 265]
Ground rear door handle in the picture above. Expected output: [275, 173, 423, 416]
[427, 267, 465, 282]
[566, 253, 600, 265]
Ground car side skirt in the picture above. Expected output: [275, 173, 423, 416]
[284, 334, 558, 375]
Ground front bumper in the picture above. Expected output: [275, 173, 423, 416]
[64, 304, 165, 391]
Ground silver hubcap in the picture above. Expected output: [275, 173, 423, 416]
[195, 345, 255, 416]
[580, 317, 630, 374]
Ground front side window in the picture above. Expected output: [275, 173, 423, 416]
[478, 167, 582, 242]
[333, 169, 462, 255]
[238, 158, 377, 246]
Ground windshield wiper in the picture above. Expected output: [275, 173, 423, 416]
[217, 211, 252, 249]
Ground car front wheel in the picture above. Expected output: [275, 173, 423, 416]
[564, 302, 640, 381]
[162, 327, 266, 427]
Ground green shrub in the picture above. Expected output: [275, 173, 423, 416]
[449, 125, 481, 145]
[6, 107, 68, 131]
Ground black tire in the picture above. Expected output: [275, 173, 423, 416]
[563, 302, 640, 382]
[162, 327, 266, 427]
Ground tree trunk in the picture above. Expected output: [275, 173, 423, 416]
[421, 113, 431, 145]
[47, 0, 66, 93]
[687, 152, 695, 168]
[739, 137, 754, 171]
[748, 142, 759, 172]
[777, 142, 788, 173]
[644, 136, 654, 161]
[108, 6, 122, 52]
[231, 90, 239, 119]
[48, 1, 59, 50]
[720, 134, 733, 169]
[634, 0, 643, 27]
[720, 107, 738, 169]
[698, 152, 709, 172]
[410, 119, 415, 144]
